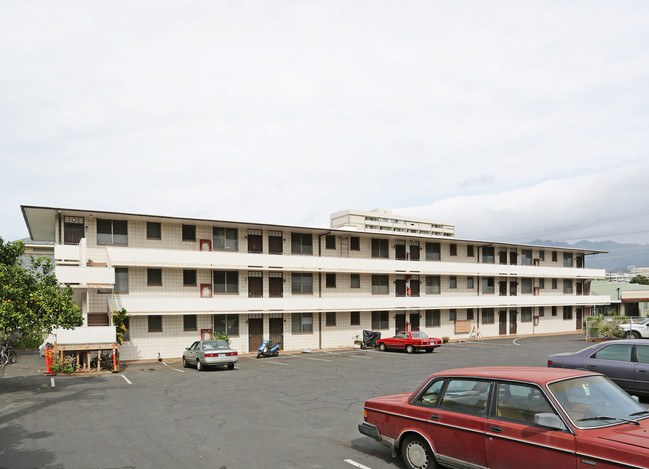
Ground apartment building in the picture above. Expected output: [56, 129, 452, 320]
[21, 205, 609, 361]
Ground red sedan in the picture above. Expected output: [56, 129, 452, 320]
[359, 366, 649, 469]
[376, 331, 442, 354]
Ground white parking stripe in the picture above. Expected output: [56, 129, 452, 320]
[285, 354, 332, 362]
[50, 378, 55, 388]
[261, 360, 289, 366]
[345, 459, 372, 469]
[121, 374, 133, 384]
[161, 361, 184, 372]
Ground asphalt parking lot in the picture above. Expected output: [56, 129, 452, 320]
[0, 334, 637, 469]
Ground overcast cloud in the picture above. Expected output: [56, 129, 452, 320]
[1, 1, 648, 244]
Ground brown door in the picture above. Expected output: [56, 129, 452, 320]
[269, 317, 283, 350]
[510, 311, 518, 334]
[395, 244, 406, 260]
[395, 280, 407, 297]
[410, 279, 420, 297]
[510, 250, 518, 265]
[499, 311, 507, 335]
[64, 217, 85, 244]
[268, 233, 283, 254]
[410, 312, 420, 331]
[499, 281, 507, 296]
[248, 234, 262, 253]
[576, 308, 583, 330]
[510, 281, 517, 296]
[395, 313, 406, 333]
[269, 277, 283, 297]
[248, 276, 263, 297]
[410, 244, 420, 261]
[249, 318, 263, 352]
[499, 250, 508, 265]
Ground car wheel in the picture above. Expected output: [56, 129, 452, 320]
[182, 357, 188, 368]
[406, 345, 414, 354]
[379, 343, 387, 352]
[425, 348, 433, 353]
[196, 359, 204, 371]
[632, 331, 642, 339]
[227, 362, 235, 370]
[401, 434, 436, 469]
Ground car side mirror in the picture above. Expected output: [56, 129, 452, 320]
[185, 347, 189, 351]
[534, 413, 567, 431]
[632, 395, 640, 402]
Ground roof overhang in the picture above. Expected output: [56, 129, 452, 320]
[21, 206, 58, 242]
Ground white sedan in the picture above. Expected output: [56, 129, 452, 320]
[182, 340, 239, 371]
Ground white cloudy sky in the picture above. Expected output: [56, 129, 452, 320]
[2, 1, 649, 244]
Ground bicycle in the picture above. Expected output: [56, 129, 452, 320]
[0, 341, 17, 365]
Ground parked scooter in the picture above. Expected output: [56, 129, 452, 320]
[257, 339, 280, 359]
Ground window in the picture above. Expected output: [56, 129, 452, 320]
[147, 222, 161, 240]
[495, 382, 555, 423]
[538, 307, 545, 317]
[350, 236, 360, 251]
[148, 315, 162, 332]
[183, 269, 197, 286]
[291, 232, 313, 255]
[326, 312, 336, 326]
[539, 250, 545, 261]
[292, 313, 313, 333]
[100, 267, 129, 294]
[482, 246, 494, 263]
[521, 249, 532, 265]
[449, 309, 457, 321]
[371, 238, 389, 258]
[636, 345, 649, 364]
[539, 278, 545, 289]
[97, 219, 128, 245]
[521, 307, 532, 322]
[449, 276, 457, 289]
[326, 273, 336, 288]
[325, 235, 336, 250]
[482, 308, 494, 324]
[122, 317, 130, 341]
[563, 279, 573, 294]
[213, 227, 238, 251]
[592, 344, 632, 362]
[371, 275, 389, 294]
[426, 242, 441, 261]
[426, 309, 440, 327]
[350, 311, 360, 326]
[147, 269, 162, 286]
[183, 314, 197, 331]
[214, 270, 239, 294]
[292, 273, 313, 294]
[450, 244, 457, 256]
[467, 309, 474, 321]
[552, 279, 558, 289]
[426, 276, 441, 294]
[350, 274, 360, 288]
[416, 379, 444, 406]
[521, 278, 532, 294]
[467, 245, 475, 257]
[552, 251, 558, 262]
[467, 277, 474, 289]
[552, 306, 557, 317]
[563, 306, 573, 320]
[371, 311, 389, 329]
[182, 224, 196, 241]
[440, 379, 490, 415]
[482, 277, 495, 294]
[563, 253, 573, 267]
[214, 314, 239, 336]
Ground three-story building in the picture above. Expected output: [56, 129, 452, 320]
[21, 205, 609, 360]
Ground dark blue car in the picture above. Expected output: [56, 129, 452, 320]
[548, 339, 649, 396]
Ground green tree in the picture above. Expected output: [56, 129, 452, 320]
[0, 237, 82, 336]
[630, 275, 649, 286]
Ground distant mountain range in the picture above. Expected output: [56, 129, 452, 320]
[528, 240, 649, 273]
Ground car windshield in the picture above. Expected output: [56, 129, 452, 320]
[548, 375, 648, 428]
[202, 340, 229, 350]
[411, 332, 429, 339]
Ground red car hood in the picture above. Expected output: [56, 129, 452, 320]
[366, 392, 412, 411]
[597, 423, 649, 449]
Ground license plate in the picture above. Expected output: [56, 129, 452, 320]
[218, 353, 225, 357]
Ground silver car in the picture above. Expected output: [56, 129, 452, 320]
[182, 340, 239, 371]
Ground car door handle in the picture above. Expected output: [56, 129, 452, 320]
[430, 414, 440, 421]
[489, 425, 502, 433]
[638, 369, 647, 373]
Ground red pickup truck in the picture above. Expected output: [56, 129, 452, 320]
[375, 331, 442, 353]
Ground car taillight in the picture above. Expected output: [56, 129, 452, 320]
[205, 353, 215, 357]
[547, 360, 553, 366]
[227, 352, 238, 356]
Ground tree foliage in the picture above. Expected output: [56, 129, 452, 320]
[630, 275, 649, 286]
[0, 237, 82, 335]
[112, 307, 131, 345]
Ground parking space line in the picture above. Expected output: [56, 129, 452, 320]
[345, 459, 371, 469]
[161, 361, 184, 372]
[121, 374, 133, 384]
[285, 354, 332, 362]
[50, 377, 55, 388]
